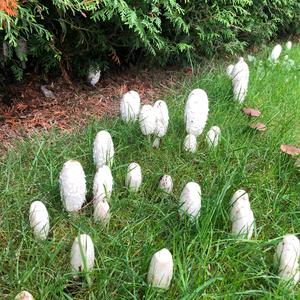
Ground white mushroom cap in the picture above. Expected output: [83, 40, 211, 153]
[147, 248, 173, 289]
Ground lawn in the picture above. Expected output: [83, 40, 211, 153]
[1, 45, 300, 299]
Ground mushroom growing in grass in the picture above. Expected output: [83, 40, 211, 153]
[93, 165, 113, 203]
[153, 100, 169, 148]
[139, 104, 156, 137]
[231, 57, 249, 103]
[179, 182, 201, 221]
[230, 189, 254, 239]
[242, 108, 261, 117]
[286, 41, 292, 51]
[93, 200, 110, 225]
[71, 234, 95, 273]
[29, 201, 50, 240]
[206, 126, 221, 147]
[280, 144, 300, 156]
[249, 122, 267, 132]
[93, 130, 114, 168]
[125, 162, 142, 192]
[15, 291, 35, 300]
[59, 160, 86, 213]
[147, 248, 173, 289]
[269, 44, 282, 61]
[120, 90, 141, 122]
[274, 234, 300, 283]
[159, 175, 173, 194]
[183, 134, 197, 153]
[184, 89, 209, 137]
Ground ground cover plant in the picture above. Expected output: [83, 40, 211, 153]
[0, 45, 300, 298]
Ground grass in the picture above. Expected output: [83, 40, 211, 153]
[1, 45, 300, 299]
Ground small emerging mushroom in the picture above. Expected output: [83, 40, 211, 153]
[269, 44, 282, 61]
[275, 234, 300, 283]
[159, 175, 173, 194]
[179, 182, 201, 221]
[29, 201, 50, 240]
[120, 90, 141, 122]
[15, 291, 34, 300]
[183, 134, 197, 153]
[93, 130, 114, 168]
[147, 248, 173, 289]
[71, 234, 95, 273]
[242, 108, 261, 117]
[206, 126, 221, 147]
[125, 162, 142, 192]
[59, 160, 86, 213]
[94, 200, 110, 225]
[249, 122, 267, 131]
[286, 41, 292, 50]
[184, 89, 209, 137]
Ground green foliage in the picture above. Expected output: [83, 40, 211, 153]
[1, 0, 300, 80]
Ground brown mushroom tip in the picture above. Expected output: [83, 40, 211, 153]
[242, 108, 261, 117]
[280, 144, 300, 155]
[249, 122, 267, 131]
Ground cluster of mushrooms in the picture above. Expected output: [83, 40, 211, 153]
[18, 41, 299, 299]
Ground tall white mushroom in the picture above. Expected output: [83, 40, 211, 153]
[120, 90, 141, 122]
[125, 162, 142, 192]
[184, 89, 209, 137]
[15, 291, 35, 300]
[179, 182, 201, 220]
[93, 130, 114, 168]
[275, 234, 300, 283]
[159, 175, 173, 194]
[269, 44, 282, 61]
[93, 200, 110, 225]
[147, 248, 173, 289]
[71, 234, 95, 273]
[59, 160, 86, 213]
[231, 57, 249, 103]
[230, 189, 254, 239]
[183, 134, 197, 153]
[286, 41, 292, 50]
[93, 165, 113, 203]
[139, 104, 156, 136]
[152, 100, 169, 148]
[206, 126, 221, 147]
[29, 201, 50, 240]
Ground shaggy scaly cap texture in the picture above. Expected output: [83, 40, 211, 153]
[231, 57, 249, 103]
[139, 104, 156, 136]
[120, 90, 141, 122]
[184, 88, 209, 137]
[183, 134, 197, 153]
[59, 160, 86, 212]
[93, 130, 114, 168]
[93, 165, 113, 203]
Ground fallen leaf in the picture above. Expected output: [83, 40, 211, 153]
[249, 122, 267, 131]
[280, 144, 300, 155]
[242, 108, 261, 117]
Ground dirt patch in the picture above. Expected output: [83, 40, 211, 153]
[0, 68, 188, 152]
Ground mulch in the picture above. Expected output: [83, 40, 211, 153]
[0, 68, 188, 152]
